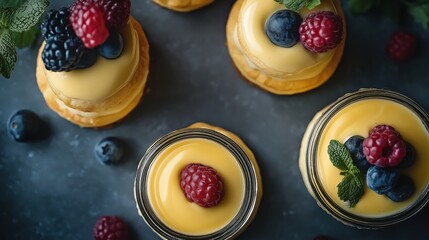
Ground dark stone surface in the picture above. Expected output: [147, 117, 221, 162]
[1, 0, 429, 239]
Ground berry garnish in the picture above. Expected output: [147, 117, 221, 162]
[387, 31, 417, 61]
[398, 142, 416, 169]
[385, 175, 415, 202]
[362, 125, 406, 168]
[93, 216, 130, 240]
[97, 29, 124, 59]
[42, 34, 86, 72]
[70, 1, 109, 48]
[7, 110, 49, 142]
[366, 166, 399, 194]
[299, 11, 343, 53]
[180, 163, 224, 208]
[344, 135, 371, 173]
[41, 8, 75, 40]
[369, 124, 400, 136]
[95, 137, 124, 165]
[265, 10, 302, 48]
[75, 48, 98, 69]
[94, 0, 131, 29]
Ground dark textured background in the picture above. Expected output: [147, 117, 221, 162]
[1, 0, 429, 239]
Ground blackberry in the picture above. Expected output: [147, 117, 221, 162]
[41, 7, 75, 40]
[42, 34, 85, 72]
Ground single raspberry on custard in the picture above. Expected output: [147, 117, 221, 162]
[362, 125, 406, 168]
[299, 11, 343, 53]
[180, 163, 224, 208]
[70, 1, 109, 48]
[387, 31, 417, 61]
[93, 216, 130, 240]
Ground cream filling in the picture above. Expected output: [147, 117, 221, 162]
[44, 22, 139, 102]
[236, 0, 339, 79]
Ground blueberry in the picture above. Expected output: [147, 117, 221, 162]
[97, 29, 124, 59]
[265, 10, 302, 48]
[76, 48, 97, 69]
[385, 175, 415, 202]
[344, 135, 371, 173]
[95, 137, 124, 164]
[7, 109, 50, 142]
[397, 142, 416, 169]
[366, 166, 399, 194]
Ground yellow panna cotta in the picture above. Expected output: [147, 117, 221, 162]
[135, 123, 262, 238]
[299, 89, 429, 228]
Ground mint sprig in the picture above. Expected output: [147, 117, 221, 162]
[275, 0, 321, 12]
[348, 0, 429, 29]
[328, 140, 365, 208]
[0, 0, 49, 79]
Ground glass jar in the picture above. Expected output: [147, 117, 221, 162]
[134, 126, 262, 239]
[299, 88, 429, 229]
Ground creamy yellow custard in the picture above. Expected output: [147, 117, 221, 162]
[300, 90, 429, 226]
[147, 138, 245, 235]
[237, 0, 339, 76]
[44, 21, 139, 102]
[135, 123, 262, 238]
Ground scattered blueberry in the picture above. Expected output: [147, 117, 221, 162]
[397, 142, 416, 169]
[7, 110, 50, 142]
[344, 135, 371, 173]
[385, 175, 415, 202]
[366, 166, 399, 194]
[97, 29, 124, 59]
[95, 137, 124, 164]
[265, 10, 302, 48]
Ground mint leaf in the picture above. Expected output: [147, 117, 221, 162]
[0, 7, 14, 29]
[10, 25, 39, 48]
[307, 0, 321, 10]
[9, 0, 49, 32]
[0, 29, 17, 79]
[337, 172, 365, 208]
[0, 0, 29, 8]
[348, 0, 375, 14]
[408, 4, 429, 29]
[328, 140, 352, 171]
[328, 139, 365, 208]
[275, 0, 321, 12]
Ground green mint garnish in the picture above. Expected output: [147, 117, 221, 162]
[348, 0, 429, 29]
[0, 29, 17, 79]
[328, 140, 365, 208]
[274, 0, 321, 12]
[0, 0, 49, 79]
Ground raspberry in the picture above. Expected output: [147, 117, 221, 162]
[180, 163, 224, 208]
[41, 8, 75, 40]
[362, 125, 406, 167]
[387, 31, 417, 61]
[93, 216, 130, 240]
[71, 0, 130, 29]
[42, 34, 85, 71]
[70, 1, 109, 48]
[94, 0, 131, 29]
[299, 11, 343, 53]
[369, 124, 400, 137]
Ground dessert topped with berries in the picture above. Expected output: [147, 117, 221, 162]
[36, 0, 150, 128]
[226, 0, 345, 94]
[299, 89, 429, 225]
[136, 123, 262, 238]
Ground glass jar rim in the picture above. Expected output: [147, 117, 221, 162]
[134, 127, 259, 239]
[305, 88, 429, 228]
